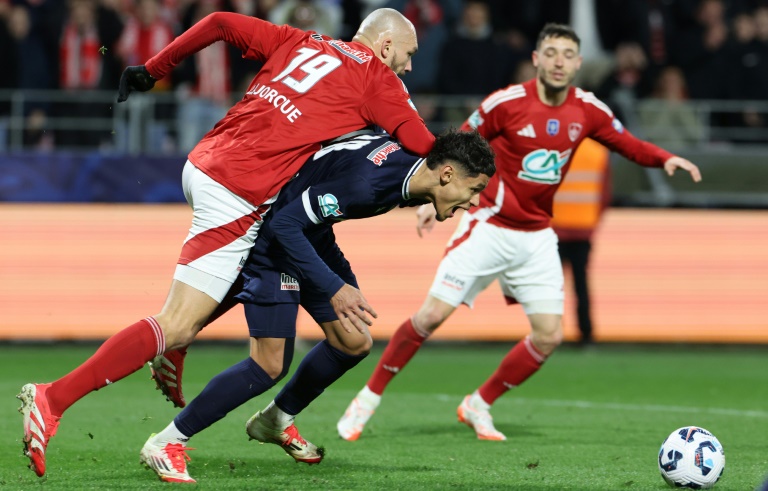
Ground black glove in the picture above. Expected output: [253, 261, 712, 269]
[117, 65, 156, 103]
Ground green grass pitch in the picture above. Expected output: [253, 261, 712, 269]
[1, 342, 766, 490]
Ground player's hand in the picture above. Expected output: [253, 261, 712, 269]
[416, 204, 437, 238]
[663, 156, 702, 182]
[330, 284, 378, 334]
[117, 65, 156, 103]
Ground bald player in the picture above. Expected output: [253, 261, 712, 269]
[19, 8, 436, 479]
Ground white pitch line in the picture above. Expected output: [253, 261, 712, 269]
[433, 394, 768, 419]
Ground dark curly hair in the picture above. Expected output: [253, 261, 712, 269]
[426, 129, 496, 178]
[536, 23, 581, 50]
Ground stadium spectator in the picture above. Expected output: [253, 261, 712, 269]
[637, 66, 705, 150]
[338, 23, 702, 443]
[2, 3, 56, 149]
[524, 0, 652, 91]
[139, 130, 495, 483]
[550, 138, 611, 346]
[566, 0, 613, 91]
[116, 0, 176, 151]
[269, 0, 343, 38]
[385, 0, 461, 94]
[511, 58, 536, 84]
[621, 0, 693, 83]
[18, 8, 435, 479]
[725, 10, 768, 140]
[673, 0, 730, 100]
[116, 0, 174, 84]
[54, 0, 124, 148]
[436, 0, 518, 122]
[483, 0, 539, 45]
[594, 42, 653, 124]
[172, 0, 247, 153]
[755, 5, 768, 42]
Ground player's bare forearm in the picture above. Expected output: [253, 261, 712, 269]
[330, 284, 378, 334]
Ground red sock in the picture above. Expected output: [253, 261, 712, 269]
[478, 336, 547, 405]
[367, 318, 427, 395]
[47, 317, 165, 416]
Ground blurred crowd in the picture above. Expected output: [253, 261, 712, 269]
[1, 0, 767, 151]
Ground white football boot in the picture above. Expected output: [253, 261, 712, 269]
[457, 394, 507, 441]
[337, 387, 380, 441]
[140, 433, 196, 483]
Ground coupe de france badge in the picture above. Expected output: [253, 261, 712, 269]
[318, 194, 343, 217]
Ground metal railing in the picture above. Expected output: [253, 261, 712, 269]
[2, 89, 768, 152]
[1, 89, 767, 207]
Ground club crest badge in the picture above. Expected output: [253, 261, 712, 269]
[568, 122, 582, 142]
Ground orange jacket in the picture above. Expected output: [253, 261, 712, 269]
[551, 138, 611, 241]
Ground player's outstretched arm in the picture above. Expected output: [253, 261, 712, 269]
[330, 284, 378, 334]
[415, 204, 437, 238]
[119, 12, 261, 102]
[663, 156, 702, 182]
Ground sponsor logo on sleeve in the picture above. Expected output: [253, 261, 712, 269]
[318, 193, 343, 217]
[328, 40, 373, 63]
[612, 118, 624, 133]
[367, 141, 401, 165]
[467, 110, 484, 129]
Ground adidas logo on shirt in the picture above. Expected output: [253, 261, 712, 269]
[516, 124, 536, 138]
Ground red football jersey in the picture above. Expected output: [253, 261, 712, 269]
[146, 13, 429, 206]
[462, 79, 673, 231]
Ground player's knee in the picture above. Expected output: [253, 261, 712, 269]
[413, 309, 445, 333]
[272, 338, 296, 383]
[274, 360, 291, 383]
[154, 314, 205, 349]
[331, 333, 372, 356]
[250, 353, 284, 380]
[527, 317, 563, 356]
[530, 328, 563, 355]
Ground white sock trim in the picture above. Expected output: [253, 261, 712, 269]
[144, 316, 165, 356]
[264, 400, 295, 428]
[156, 421, 191, 445]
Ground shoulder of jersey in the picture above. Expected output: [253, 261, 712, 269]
[309, 33, 377, 65]
[360, 136, 410, 167]
[574, 87, 614, 117]
[480, 83, 529, 113]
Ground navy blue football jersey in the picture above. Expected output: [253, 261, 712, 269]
[236, 133, 428, 306]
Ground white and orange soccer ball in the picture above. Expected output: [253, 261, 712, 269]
[658, 426, 725, 489]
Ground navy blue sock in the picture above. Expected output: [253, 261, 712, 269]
[174, 357, 276, 436]
[275, 340, 366, 415]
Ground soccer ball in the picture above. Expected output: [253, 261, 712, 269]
[658, 426, 725, 489]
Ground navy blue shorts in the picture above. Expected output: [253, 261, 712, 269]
[238, 251, 358, 338]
